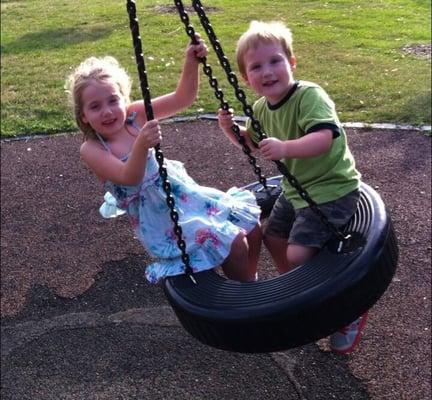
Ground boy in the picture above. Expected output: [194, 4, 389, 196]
[218, 20, 366, 354]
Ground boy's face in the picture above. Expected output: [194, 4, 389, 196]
[242, 41, 296, 105]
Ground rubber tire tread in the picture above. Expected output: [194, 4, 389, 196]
[163, 177, 398, 353]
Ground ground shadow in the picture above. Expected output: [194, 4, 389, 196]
[1, 257, 165, 325]
[2, 26, 114, 55]
[1, 261, 369, 400]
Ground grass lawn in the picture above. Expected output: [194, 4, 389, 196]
[1, 0, 431, 137]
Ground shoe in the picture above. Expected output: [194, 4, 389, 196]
[330, 312, 368, 354]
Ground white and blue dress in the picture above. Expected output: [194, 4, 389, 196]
[97, 117, 261, 283]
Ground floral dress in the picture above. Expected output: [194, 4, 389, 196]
[97, 131, 261, 284]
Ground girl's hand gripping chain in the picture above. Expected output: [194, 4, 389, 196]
[137, 119, 162, 150]
[218, 107, 236, 133]
[186, 33, 209, 61]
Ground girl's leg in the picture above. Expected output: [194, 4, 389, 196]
[222, 232, 256, 282]
[246, 224, 262, 278]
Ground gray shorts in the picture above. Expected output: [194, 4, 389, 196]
[265, 190, 360, 248]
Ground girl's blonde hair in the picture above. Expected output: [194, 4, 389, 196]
[65, 56, 132, 140]
[236, 21, 294, 77]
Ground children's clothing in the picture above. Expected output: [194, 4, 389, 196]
[97, 129, 260, 283]
[266, 189, 360, 248]
[330, 312, 369, 354]
[247, 80, 361, 209]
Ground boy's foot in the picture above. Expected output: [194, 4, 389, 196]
[330, 312, 368, 354]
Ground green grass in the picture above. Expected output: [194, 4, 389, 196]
[1, 0, 431, 137]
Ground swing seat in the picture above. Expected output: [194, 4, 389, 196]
[163, 176, 398, 353]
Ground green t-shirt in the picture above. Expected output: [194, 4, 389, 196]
[246, 80, 361, 209]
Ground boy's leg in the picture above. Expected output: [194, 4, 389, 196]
[263, 234, 290, 273]
[288, 189, 361, 253]
[266, 189, 360, 273]
[287, 190, 368, 353]
[283, 244, 318, 273]
[263, 194, 320, 273]
[263, 193, 295, 273]
[264, 235, 318, 274]
[330, 312, 369, 354]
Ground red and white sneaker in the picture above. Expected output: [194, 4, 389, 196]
[330, 312, 368, 354]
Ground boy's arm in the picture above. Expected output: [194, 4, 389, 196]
[259, 129, 333, 160]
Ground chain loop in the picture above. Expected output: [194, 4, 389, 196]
[126, 0, 196, 280]
[173, 0, 268, 189]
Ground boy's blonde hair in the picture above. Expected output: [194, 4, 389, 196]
[65, 56, 132, 140]
[236, 21, 294, 77]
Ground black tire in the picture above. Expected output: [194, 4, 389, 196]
[163, 177, 398, 353]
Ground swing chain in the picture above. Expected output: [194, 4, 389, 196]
[190, 0, 349, 242]
[126, 0, 196, 281]
[191, 0, 264, 139]
[173, 0, 268, 189]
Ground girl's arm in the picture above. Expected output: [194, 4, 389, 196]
[80, 120, 161, 186]
[259, 129, 333, 160]
[129, 34, 208, 123]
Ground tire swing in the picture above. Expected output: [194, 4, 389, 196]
[127, 1, 399, 353]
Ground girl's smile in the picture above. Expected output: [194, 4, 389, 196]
[81, 80, 127, 137]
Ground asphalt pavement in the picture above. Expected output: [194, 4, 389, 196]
[1, 121, 431, 400]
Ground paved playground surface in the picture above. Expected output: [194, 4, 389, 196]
[1, 120, 431, 399]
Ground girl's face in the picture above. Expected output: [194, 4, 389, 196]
[81, 80, 127, 137]
[243, 41, 296, 105]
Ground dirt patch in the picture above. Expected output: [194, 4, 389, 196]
[402, 43, 431, 60]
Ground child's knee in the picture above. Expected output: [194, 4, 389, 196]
[231, 231, 249, 255]
[222, 232, 255, 282]
[286, 244, 317, 269]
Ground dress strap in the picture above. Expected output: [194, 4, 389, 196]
[94, 132, 111, 153]
[126, 111, 142, 132]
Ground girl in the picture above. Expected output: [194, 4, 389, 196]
[65, 36, 262, 284]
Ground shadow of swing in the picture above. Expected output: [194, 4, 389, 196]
[2, 259, 369, 400]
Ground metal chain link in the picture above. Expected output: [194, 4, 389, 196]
[126, 0, 196, 281]
[173, 0, 268, 189]
[190, 0, 349, 242]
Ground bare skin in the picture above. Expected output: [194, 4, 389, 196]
[263, 234, 318, 274]
[222, 224, 262, 282]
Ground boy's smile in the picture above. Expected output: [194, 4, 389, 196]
[243, 41, 296, 105]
